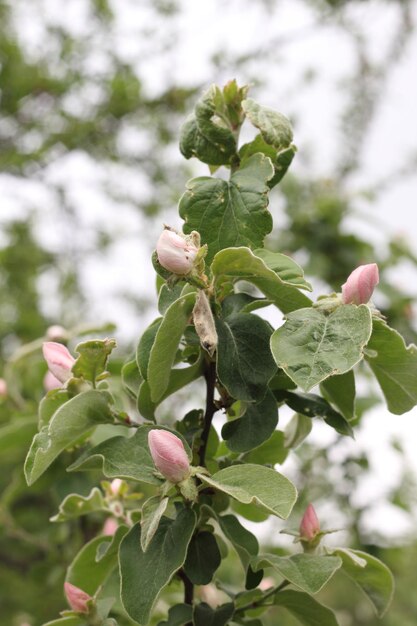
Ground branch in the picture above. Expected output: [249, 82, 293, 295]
[198, 360, 217, 467]
[235, 579, 290, 614]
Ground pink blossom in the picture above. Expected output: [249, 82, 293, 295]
[102, 517, 119, 536]
[46, 325, 68, 341]
[299, 503, 320, 541]
[42, 342, 75, 384]
[148, 429, 190, 483]
[64, 582, 91, 613]
[43, 370, 62, 392]
[156, 229, 198, 275]
[0, 378, 7, 398]
[341, 263, 379, 305]
[110, 478, 123, 495]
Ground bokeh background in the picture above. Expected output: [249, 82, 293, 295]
[1, 0, 417, 624]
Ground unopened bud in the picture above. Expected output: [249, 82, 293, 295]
[42, 342, 75, 384]
[148, 429, 190, 483]
[110, 478, 123, 495]
[43, 370, 62, 392]
[46, 325, 69, 342]
[299, 503, 320, 542]
[64, 582, 91, 613]
[0, 378, 7, 399]
[341, 263, 379, 305]
[102, 517, 118, 536]
[156, 228, 198, 275]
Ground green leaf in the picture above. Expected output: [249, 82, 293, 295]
[140, 496, 169, 552]
[272, 590, 340, 626]
[67, 525, 128, 595]
[320, 370, 355, 421]
[251, 553, 342, 594]
[184, 530, 222, 585]
[43, 618, 87, 626]
[136, 318, 162, 379]
[284, 414, 312, 449]
[137, 354, 204, 421]
[276, 391, 353, 437]
[24, 390, 113, 486]
[242, 430, 288, 465]
[121, 359, 142, 400]
[158, 282, 185, 315]
[242, 98, 293, 150]
[119, 508, 197, 625]
[239, 134, 297, 189]
[51, 487, 107, 522]
[193, 602, 235, 626]
[72, 338, 116, 383]
[207, 509, 259, 572]
[180, 154, 274, 264]
[69, 425, 190, 484]
[198, 464, 297, 519]
[211, 247, 312, 314]
[330, 548, 394, 617]
[365, 319, 417, 414]
[271, 305, 372, 391]
[180, 84, 238, 166]
[216, 313, 276, 402]
[222, 390, 278, 452]
[38, 389, 70, 428]
[147, 292, 196, 402]
[157, 604, 193, 626]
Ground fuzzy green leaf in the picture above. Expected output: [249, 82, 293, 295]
[147, 292, 196, 402]
[193, 602, 235, 626]
[184, 531, 222, 585]
[330, 548, 394, 617]
[365, 319, 417, 414]
[252, 553, 342, 594]
[119, 509, 196, 625]
[271, 305, 372, 391]
[72, 338, 116, 383]
[198, 464, 297, 519]
[67, 525, 128, 595]
[276, 390, 353, 437]
[211, 246, 312, 314]
[69, 425, 190, 484]
[180, 154, 274, 264]
[51, 487, 107, 522]
[140, 496, 169, 552]
[216, 313, 276, 403]
[157, 604, 193, 626]
[180, 84, 238, 166]
[320, 370, 355, 421]
[24, 390, 113, 485]
[242, 98, 293, 150]
[272, 590, 340, 626]
[222, 390, 278, 452]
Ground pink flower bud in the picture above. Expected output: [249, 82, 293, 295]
[156, 229, 198, 275]
[64, 582, 91, 613]
[42, 342, 75, 384]
[148, 429, 191, 483]
[43, 370, 62, 392]
[102, 517, 119, 536]
[0, 378, 7, 398]
[299, 503, 320, 541]
[46, 325, 69, 342]
[341, 263, 379, 305]
[110, 478, 123, 495]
